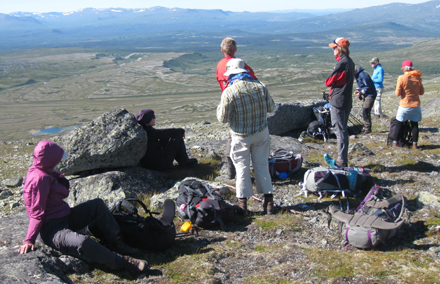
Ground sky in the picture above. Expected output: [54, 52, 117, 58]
[1, 0, 432, 14]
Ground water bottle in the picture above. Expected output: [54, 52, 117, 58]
[181, 221, 193, 232]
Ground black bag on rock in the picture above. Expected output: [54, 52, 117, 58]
[89, 198, 176, 252]
[176, 179, 244, 229]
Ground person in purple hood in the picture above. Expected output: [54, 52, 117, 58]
[19, 140, 149, 274]
[135, 109, 198, 170]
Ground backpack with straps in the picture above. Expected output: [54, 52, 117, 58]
[307, 120, 328, 142]
[329, 186, 407, 249]
[88, 198, 176, 252]
[176, 179, 243, 229]
[299, 166, 375, 199]
[268, 149, 303, 179]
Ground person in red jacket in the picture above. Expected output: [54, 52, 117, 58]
[324, 37, 355, 167]
[216, 38, 258, 179]
[19, 140, 148, 274]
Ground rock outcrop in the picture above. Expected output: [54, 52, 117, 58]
[54, 109, 148, 175]
[267, 100, 326, 135]
[67, 166, 169, 207]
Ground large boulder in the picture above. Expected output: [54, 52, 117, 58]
[66, 167, 168, 207]
[54, 109, 148, 175]
[267, 100, 326, 135]
[270, 135, 308, 154]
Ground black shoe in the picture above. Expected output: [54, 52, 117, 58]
[120, 255, 149, 274]
[109, 239, 139, 256]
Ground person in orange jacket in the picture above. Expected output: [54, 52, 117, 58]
[393, 60, 424, 149]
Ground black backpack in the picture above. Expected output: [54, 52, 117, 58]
[387, 117, 413, 147]
[89, 198, 176, 252]
[307, 120, 328, 141]
[176, 179, 244, 229]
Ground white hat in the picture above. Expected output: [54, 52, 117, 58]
[62, 151, 69, 160]
[223, 58, 248, 76]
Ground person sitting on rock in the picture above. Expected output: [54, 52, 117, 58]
[135, 109, 198, 170]
[18, 140, 149, 274]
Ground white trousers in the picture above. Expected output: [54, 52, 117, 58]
[373, 88, 383, 116]
[230, 127, 273, 198]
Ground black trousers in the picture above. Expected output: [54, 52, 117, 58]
[394, 120, 419, 143]
[40, 199, 122, 269]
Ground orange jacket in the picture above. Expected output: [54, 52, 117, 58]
[395, 70, 424, 107]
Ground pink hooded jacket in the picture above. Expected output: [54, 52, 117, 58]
[22, 140, 71, 245]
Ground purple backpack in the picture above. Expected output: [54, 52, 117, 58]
[329, 186, 407, 249]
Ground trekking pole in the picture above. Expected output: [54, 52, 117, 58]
[222, 183, 270, 203]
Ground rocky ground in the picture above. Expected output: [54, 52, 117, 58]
[1, 109, 440, 283]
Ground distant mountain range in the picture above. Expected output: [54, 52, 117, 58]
[0, 1, 439, 52]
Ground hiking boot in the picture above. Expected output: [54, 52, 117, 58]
[263, 194, 276, 215]
[227, 157, 236, 179]
[120, 255, 149, 274]
[109, 239, 139, 256]
[238, 198, 247, 213]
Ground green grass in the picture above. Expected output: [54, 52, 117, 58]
[307, 248, 439, 283]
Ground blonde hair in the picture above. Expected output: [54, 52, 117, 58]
[221, 38, 237, 55]
[336, 46, 350, 56]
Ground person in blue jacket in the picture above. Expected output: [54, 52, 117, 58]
[354, 66, 377, 134]
[370, 57, 385, 118]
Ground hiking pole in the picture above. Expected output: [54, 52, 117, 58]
[222, 183, 271, 203]
[249, 193, 306, 215]
[222, 183, 306, 215]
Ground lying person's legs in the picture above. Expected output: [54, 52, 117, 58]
[40, 199, 148, 273]
[165, 131, 197, 167]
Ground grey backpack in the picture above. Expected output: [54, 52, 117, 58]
[298, 166, 375, 200]
[329, 186, 406, 249]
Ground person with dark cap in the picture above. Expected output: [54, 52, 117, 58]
[325, 37, 355, 167]
[370, 57, 385, 118]
[216, 37, 258, 180]
[354, 66, 377, 134]
[392, 60, 424, 149]
[217, 58, 276, 215]
[19, 140, 149, 275]
[135, 109, 197, 170]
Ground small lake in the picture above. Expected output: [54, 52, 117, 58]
[33, 125, 82, 136]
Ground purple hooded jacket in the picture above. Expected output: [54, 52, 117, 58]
[22, 140, 71, 245]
